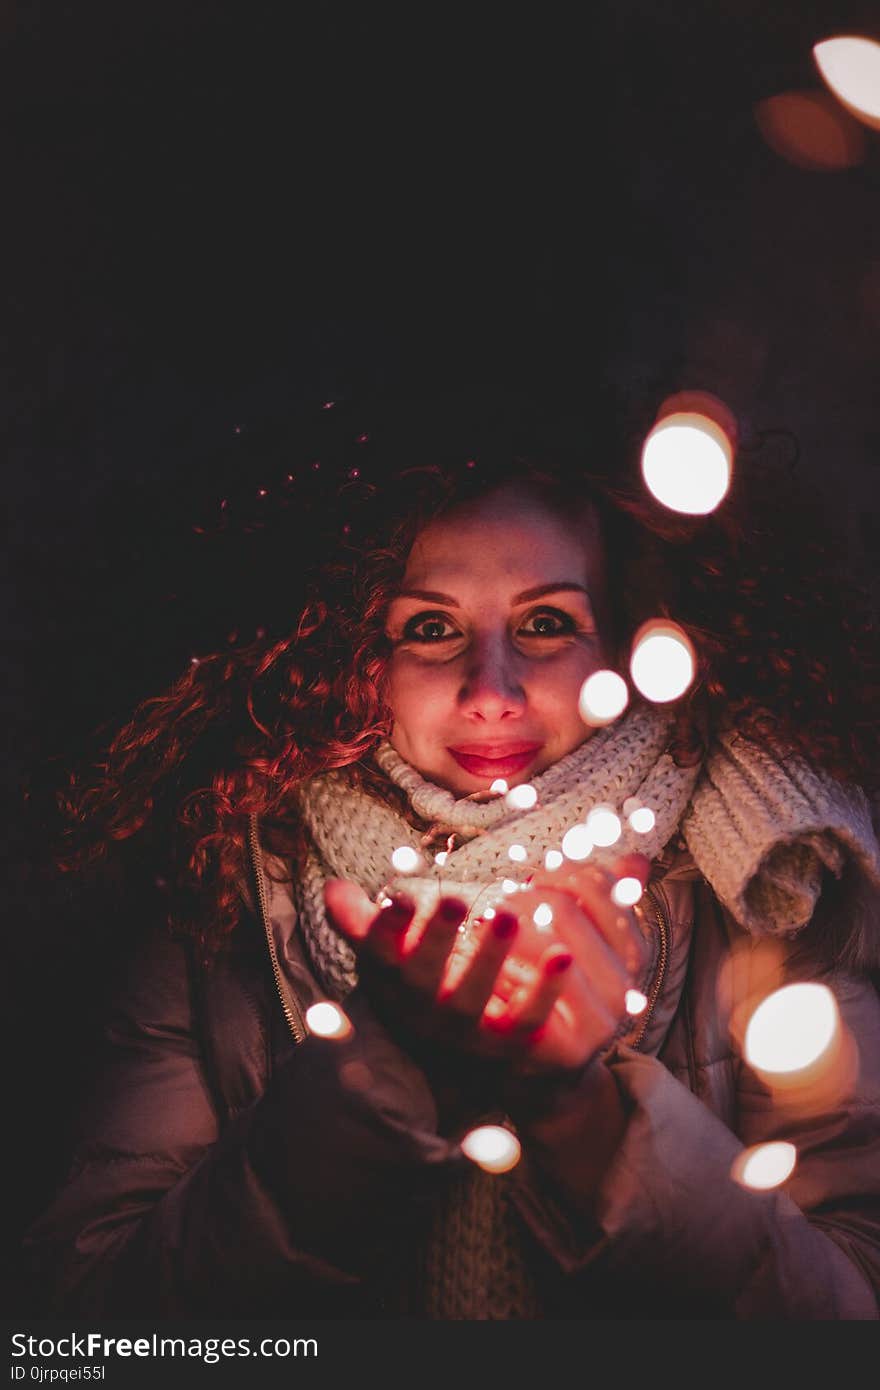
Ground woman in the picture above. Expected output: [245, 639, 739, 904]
[24, 404, 880, 1318]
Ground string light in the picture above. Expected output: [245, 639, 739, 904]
[305, 1002, 352, 1040]
[586, 805, 622, 848]
[490, 778, 509, 794]
[630, 621, 696, 703]
[391, 846, 421, 873]
[628, 806, 656, 834]
[625, 989, 648, 1016]
[508, 844, 528, 863]
[611, 876, 643, 907]
[561, 824, 593, 861]
[533, 903, 554, 928]
[506, 783, 538, 810]
[814, 36, 880, 130]
[461, 1124, 521, 1174]
[641, 412, 732, 515]
[544, 849, 564, 870]
[502, 879, 520, 894]
[434, 851, 449, 866]
[732, 1142, 797, 1191]
[578, 670, 629, 726]
[744, 983, 839, 1074]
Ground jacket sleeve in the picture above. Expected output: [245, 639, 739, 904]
[505, 968, 880, 1319]
[23, 927, 462, 1317]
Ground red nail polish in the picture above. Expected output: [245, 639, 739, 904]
[547, 951, 573, 974]
[492, 911, 518, 940]
[439, 897, 467, 923]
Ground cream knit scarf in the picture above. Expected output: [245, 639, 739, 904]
[289, 701, 879, 1318]
[291, 701, 880, 998]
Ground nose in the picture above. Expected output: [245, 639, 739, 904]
[457, 633, 526, 722]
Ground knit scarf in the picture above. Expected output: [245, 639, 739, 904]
[288, 701, 880, 1319]
[291, 701, 880, 999]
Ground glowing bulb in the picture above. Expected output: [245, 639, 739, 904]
[625, 989, 648, 1016]
[612, 876, 643, 907]
[508, 843, 528, 863]
[732, 1142, 797, 1192]
[482, 907, 496, 919]
[630, 621, 695, 703]
[578, 669, 629, 726]
[506, 783, 538, 810]
[586, 805, 622, 848]
[434, 851, 449, 866]
[391, 846, 421, 873]
[641, 412, 732, 515]
[379, 895, 393, 908]
[490, 778, 509, 794]
[544, 849, 564, 870]
[561, 824, 593, 861]
[460, 1124, 521, 1174]
[502, 879, 519, 894]
[814, 36, 880, 130]
[305, 1002, 352, 1040]
[629, 806, 656, 834]
[744, 983, 839, 1074]
[533, 903, 554, 928]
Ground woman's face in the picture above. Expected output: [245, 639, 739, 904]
[383, 481, 610, 795]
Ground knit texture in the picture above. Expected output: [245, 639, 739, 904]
[287, 703, 880, 1318]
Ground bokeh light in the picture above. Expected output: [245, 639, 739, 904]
[630, 621, 696, 703]
[578, 669, 629, 726]
[434, 851, 449, 866]
[544, 849, 564, 870]
[506, 783, 538, 810]
[533, 902, 554, 928]
[305, 1002, 352, 1040]
[754, 89, 866, 171]
[814, 36, 880, 130]
[461, 1124, 522, 1174]
[490, 778, 509, 794]
[391, 846, 421, 873]
[586, 805, 622, 848]
[744, 982, 839, 1074]
[732, 1141, 797, 1191]
[561, 824, 593, 861]
[508, 843, 528, 863]
[611, 876, 643, 907]
[625, 988, 648, 1016]
[628, 806, 656, 834]
[641, 412, 732, 515]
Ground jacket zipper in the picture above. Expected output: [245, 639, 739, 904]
[629, 881, 670, 1050]
[247, 811, 307, 1045]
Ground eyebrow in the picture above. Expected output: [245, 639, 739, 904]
[393, 582, 592, 607]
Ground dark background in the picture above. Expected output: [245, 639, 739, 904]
[3, 1, 880, 1311]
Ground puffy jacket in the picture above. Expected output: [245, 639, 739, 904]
[23, 819, 880, 1319]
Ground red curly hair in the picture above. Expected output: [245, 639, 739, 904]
[44, 400, 880, 957]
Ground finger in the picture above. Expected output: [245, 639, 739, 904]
[513, 883, 637, 1012]
[400, 896, 469, 994]
[504, 946, 574, 1034]
[524, 865, 649, 975]
[325, 880, 416, 966]
[438, 909, 519, 1016]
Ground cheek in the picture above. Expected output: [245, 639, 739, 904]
[386, 657, 455, 728]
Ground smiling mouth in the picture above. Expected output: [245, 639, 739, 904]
[447, 745, 543, 778]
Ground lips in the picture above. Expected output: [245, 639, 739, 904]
[447, 742, 543, 778]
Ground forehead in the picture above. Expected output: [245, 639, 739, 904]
[402, 483, 603, 592]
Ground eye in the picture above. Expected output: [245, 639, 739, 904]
[519, 608, 578, 637]
[402, 612, 460, 643]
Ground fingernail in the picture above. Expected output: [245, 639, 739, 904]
[383, 895, 415, 926]
[547, 951, 573, 975]
[439, 897, 468, 923]
[492, 911, 518, 940]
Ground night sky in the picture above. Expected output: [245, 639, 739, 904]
[3, 2, 880, 1310]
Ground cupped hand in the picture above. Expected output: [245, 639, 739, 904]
[323, 852, 652, 1075]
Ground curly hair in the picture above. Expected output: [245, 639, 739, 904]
[41, 396, 880, 957]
